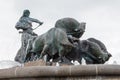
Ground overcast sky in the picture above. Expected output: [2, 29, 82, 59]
[0, 0, 120, 64]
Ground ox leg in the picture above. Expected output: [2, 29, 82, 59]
[58, 47, 64, 63]
[24, 52, 36, 62]
[45, 54, 52, 62]
[39, 44, 48, 59]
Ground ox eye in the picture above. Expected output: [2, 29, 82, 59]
[74, 29, 79, 32]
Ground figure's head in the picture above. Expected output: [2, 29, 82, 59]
[22, 9, 30, 17]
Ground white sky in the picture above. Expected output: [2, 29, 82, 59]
[0, 0, 120, 64]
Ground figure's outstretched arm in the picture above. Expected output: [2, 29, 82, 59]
[29, 18, 43, 25]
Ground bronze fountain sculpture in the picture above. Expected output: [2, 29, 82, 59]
[15, 10, 112, 65]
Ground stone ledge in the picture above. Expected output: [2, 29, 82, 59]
[0, 65, 120, 79]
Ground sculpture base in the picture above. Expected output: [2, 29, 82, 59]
[0, 65, 120, 80]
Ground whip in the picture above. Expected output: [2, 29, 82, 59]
[32, 24, 40, 30]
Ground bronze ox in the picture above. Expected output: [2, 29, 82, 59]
[55, 18, 86, 38]
[65, 38, 112, 64]
[25, 28, 73, 62]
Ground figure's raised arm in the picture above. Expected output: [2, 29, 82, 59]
[29, 18, 43, 25]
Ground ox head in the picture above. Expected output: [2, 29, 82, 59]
[98, 52, 112, 64]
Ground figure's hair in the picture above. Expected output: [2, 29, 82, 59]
[22, 9, 30, 17]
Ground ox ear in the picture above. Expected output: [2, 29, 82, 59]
[80, 22, 86, 29]
[108, 53, 112, 57]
